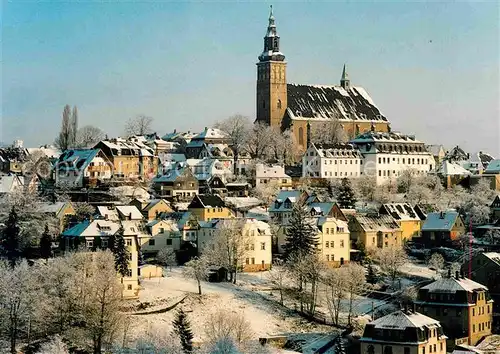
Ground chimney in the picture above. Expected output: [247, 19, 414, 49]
[204, 127, 208, 132]
[460, 270, 465, 279]
[129, 212, 132, 220]
[455, 271, 460, 280]
[174, 129, 177, 133]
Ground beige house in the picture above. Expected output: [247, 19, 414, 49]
[62, 219, 140, 299]
[349, 213, 402, 250]
[141, 219, 182, 256]
[317, 217, 350, 267]
[255, 163, 292, 189]
[360, 310, 447, 354]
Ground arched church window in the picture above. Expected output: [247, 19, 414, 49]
[298, 127, 304, 145]
[277, 99, 282, 109]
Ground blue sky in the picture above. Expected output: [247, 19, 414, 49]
[2, 1, 499, 155]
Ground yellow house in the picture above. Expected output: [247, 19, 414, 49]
[141, 199, 174, 221]
[141, 219, 182, 256]
[62, 219, 140, 299]
[349, 213, 403, 250]
[317, 217, 350, 267]
[187, 194, 234, 221]
[39, 201, 76, 232]
[360, 310, 447, 354]
[379, 203, 423, 242]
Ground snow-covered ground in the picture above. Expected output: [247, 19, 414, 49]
[126, 267, 332, 347]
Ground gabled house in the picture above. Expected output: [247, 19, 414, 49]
[184, 128, 232, 159]
[96, 205, 143, 221]
[160, 211, 200, 244]
[187, 194, 233, 221]
[152, 167, 199, 201]
[141, 219, 182, 256]
[255, 163, 292, 189]
[437, 161, 472, 189]
[426, 144, 447, 168]
[349, 213, 402, 250]
[379, 203, 423, 242]
[55, 149, 113, 188]
[490, 195, 500, 220]
[316, 216, 350, 266]
[420, 211, 465, 247]
[39, 201, 76, 232]
[61, 219, 140, 299]
[360, 310, 447, 354]
[131, 199, 174, 221]
[225, 182, 250, 197]
[415, 274, 493, 348]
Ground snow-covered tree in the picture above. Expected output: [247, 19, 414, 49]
[428, 253, 445, 274]
[282, 205, 318, 261]
[343, 263, 366, 325]
[173, 309, 194, 354]
[75, 125, 105, 148]
[336, 178, 357, 209]
[157, 247, 177, 271]
[374, 246, 408, 284]
[112, 225, 129, 278]
[310, 120, 347, 145]
[183, 257, 209, 295]
[214, 115, 252, 174]
[37, 335, 69, 354]
[204, 309, 253, 348]
[244, 122, 273, 160]
[125, 115, 154, 136]
[268, 259, 287, 305]
[323, 266, 347, 326]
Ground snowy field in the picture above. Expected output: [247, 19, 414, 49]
[125, 267, 332, 348]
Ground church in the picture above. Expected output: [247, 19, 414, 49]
[255, 6, 391, 152]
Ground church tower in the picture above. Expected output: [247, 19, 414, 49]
[256, 6, 287, 128]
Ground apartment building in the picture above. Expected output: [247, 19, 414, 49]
[302, 143, 362, 179]
[152, 167, 199, 201]
[349, 213, 403, 250]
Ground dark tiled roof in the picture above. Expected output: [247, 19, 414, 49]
[189, 194, 225, 209]
[286, 84, 387, 122]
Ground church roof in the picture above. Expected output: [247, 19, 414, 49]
[286, 84, 387, 122]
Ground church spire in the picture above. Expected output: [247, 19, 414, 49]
[258, 5, 285, 62]
[340, 64, 350, 89]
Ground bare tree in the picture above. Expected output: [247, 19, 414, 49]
[38, 335, 69, 354]
[204, 219, 250, 284]
[183, 257, 209, 295]
[251, 181, 281, 210]
[0, 260, 40, 354]
[70, 106, 78, 148]
[156, 247, 177, 271]
[125, 115, 154, 136]
[353, 175, 378, 203]
[428, 253, 445, 274]
[343, 263, 366, 326]
[55, 105, 72, 151]
[204, 308, 253, 346]
[310, 120, 347, 145]
[76, 125, 106, 148]
[268, 260, 287, 305]
[269, 128, 300, 164]
[374, 246, 409, 285]
[244, 122, 274, 160]
[324, 267, 347, 326]
[214, 115, 252, 174]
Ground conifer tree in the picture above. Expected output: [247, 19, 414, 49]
[39, 224, 52, 260]
[283, 204, 318, 261]
[337, 178, 357, 209]
[173, 308, 194, 353]
[112, 225, 129, 277]
[0, 207, 21, 268]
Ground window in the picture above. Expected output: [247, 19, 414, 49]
[245, 258, 249, 265]
[433, 344, 436, 352]
[298, 127, 304, 145]
[473, 324, 475, 332]
[340, 240, 344, 248]
[127, 269, 132, 277]
[166, 239, 172, 245]
[473, 308, 475, 316]
[325, 241, 329, 248]
[326, 255, 330, 261]
[251, 258, 255, 264]
[260, 242, 266, 250]
[126, 239, 132, 246]
[277, 99, 282, 109]
[102, 239, 108, 248]
[86, 240, 94, 248]
[331, 241, 334, 248]
[128, 253, 132, 260]
[367, 345, 374, 354]
[127, 284, 132, 290]
[440, 343, 443, 351]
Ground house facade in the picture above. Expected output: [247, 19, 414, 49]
[415, 274, 494, 348]
[420, 211, 465, 247]
[152, 167, 199, 200]
[349, 213, 403, 250]
[61, 219, 140, 299]
[187, 194, 234, 221]
[379, 203, 423, 242]
[141, 219, 182, 256]
[360, 310, 447, 354]
[350, 131, 434, 185]
[302, 143, 363, 179]
[255, 163, 292, 189]
[54, 149, 113, 188]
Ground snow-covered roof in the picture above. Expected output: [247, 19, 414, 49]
[350, 131, 424, 144]
[286, 84, 386, 122]
[437, 161, 471, 176]
[421, 277, 488, 293]
[225, 197, 263, 210]
[97, 206, 120, 221]
[482, 252, 500, 266]
[484, 159, 500, 174]
[63, 219, 121, 237]
[354, 214, 400, 232]
[55, 149, 101, 172]
[97, 139, 154, 157]
[269, 190, 302, 212]
[311, 143, 361, 158]
[381, 203, 421, 221]
[38, 201, 72, 215]
[256, 163, 290, 179]
[444, 146, 470, 163]
[367, 310, 440, 330]
[116, 205, 143, 220]
[27, 146, 61, 159]
[192, 128, 229, 141]
[421, 211, 460, 231]
[478, 151, 495, 169]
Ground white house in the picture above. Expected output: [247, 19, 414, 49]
[55, 149, 113, 187]
[255, 163, 292, 189]
[302, 143, 363, 179]
[350, 131, 434, 185]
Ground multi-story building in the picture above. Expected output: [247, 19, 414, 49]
[415, 273, 494, 348]
[420, 211, 466, 247]
[141, 219, 182, 256]
[187, 194, 234, 221]
[315, 216, 350, 266]
[302, 143, 363, 179]
[55, 149, 113, 188]
[61, 219, 140, 299]
[255, 163, 292, 189]
[129, 198, 174, 221]
[360, 310, 447, 354]
[94, 138, 159, 180]
[379, 203, 423, 242]
[152, 166, 199, 201]
[349, 213, 402, 250]
[350, 131, 434, 185]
